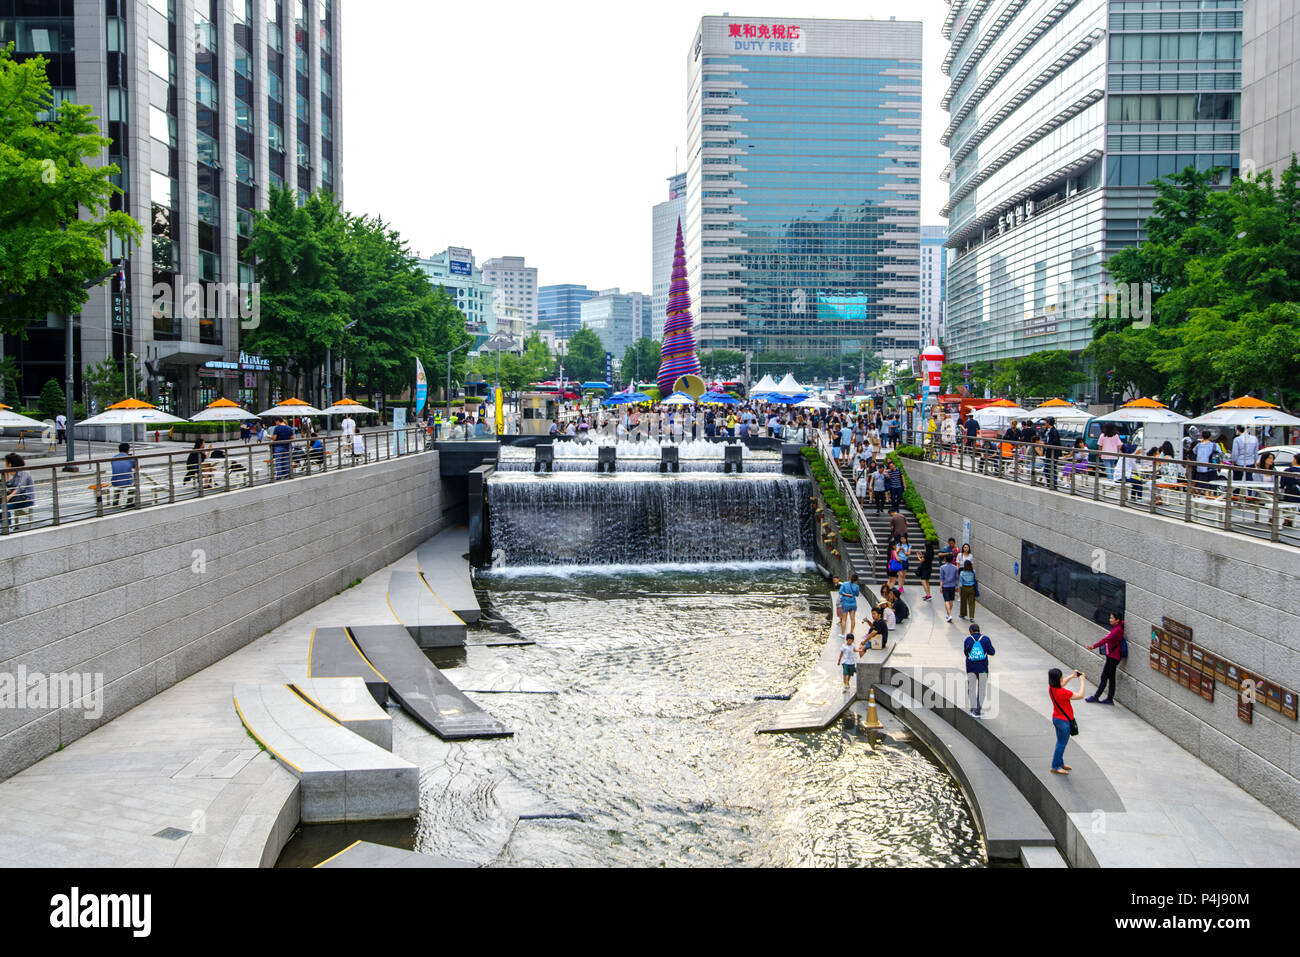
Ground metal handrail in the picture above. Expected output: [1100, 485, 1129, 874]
[1, 426, 429, 536]
[901, 428, 1298, 545]
[814, 429, 881, 568]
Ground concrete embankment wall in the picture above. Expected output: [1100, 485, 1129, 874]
[904, 459, 1300, 826]
[0, 453, 445, 780]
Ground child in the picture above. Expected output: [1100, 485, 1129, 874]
[838, 634, 857, 690]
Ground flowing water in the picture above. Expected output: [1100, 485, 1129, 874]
[279, 568, 985, 867]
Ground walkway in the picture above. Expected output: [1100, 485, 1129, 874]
[887, 591, 1300, 867]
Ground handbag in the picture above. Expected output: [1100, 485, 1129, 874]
[973, 576, 980, 598]
[1069, 717, 1079, 736]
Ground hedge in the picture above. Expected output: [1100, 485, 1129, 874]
[801, 446, 859, 542]
[886, 450, 938, 543]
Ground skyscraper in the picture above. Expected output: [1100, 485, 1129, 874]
[684, 16, 923, 362]
[920, 225, 946, 349]
[1, 0, 344, 415]
[1241, 2, 1300, 179]
[579, 288, 650, 361]
[481, 256, 539, 327]
[651, 172, 687, 341]
[538, 284, 596, 340]
[942, 0, 1242, 367]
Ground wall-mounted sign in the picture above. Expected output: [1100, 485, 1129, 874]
[1150, 617, 1294, 725]
[448, 247, 472, 277]
[727, 22, 805, 54]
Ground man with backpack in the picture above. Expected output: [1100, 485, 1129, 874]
[963, 623, 996, 718]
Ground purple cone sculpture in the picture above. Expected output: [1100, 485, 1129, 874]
[657, 217, 702, 396]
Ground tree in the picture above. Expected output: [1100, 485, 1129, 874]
[1012, 350, 1086, 398]
[620, 337, 661, 387]
[84, 357, 127, 410]
[699, 349, 745, 379]
[0, 46, 143, 335]
[520, 332, 554, 384]
[563, 327, 606, 383]
[37, 377, 64, 418]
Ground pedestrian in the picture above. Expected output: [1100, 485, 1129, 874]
[838, 633, 857, 691]
[183, 438, 207, 487]
[1043, 417, 1061, 489]
[1231, 425, 1259, 482]
[1191, 431, 1220, 490]
[271, 417, 294, 479]
[109, 442, 137, 507]
[964, 623, 995, 717]
[854, 469, 869, 504]
[872, 465, 888, 513]
[1086, 612, 1125, 704]
[1115, 444, 1142, 501]
[834, 573, 861, 636]
[859, 605, 888, 653]
[3, 453, 35, 530]
[1049, 667, 1086, 774]
[887, 459, 904, 510]
[958, 559, 977, 620]
[55, 412, 66, 445]
[888, 506, 907, 543]
[1098, 423, 1122, 480]
[341, 413, 356, 439]
[939, 554, 960, 622]
[916, 538, 935, 601]
[894, 532, 911, 591]
[239, 421, 251, 443]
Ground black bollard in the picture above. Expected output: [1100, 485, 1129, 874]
[598, 446, 616, 473]
[661, 446, 679, 473]
[535, 444, 554, 473]
[723, 445, 743, 474]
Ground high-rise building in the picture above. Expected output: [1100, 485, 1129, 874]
[651, 172, 687, 341]
[920, 225, 946, 349]
[579, 288, 649, 360]
[942, 0, 1242, 367]
[538, 284, 596, 340]
[417, 247, 496, 340]
[1, 0, 344, 415]
[684, 16, 922, 361]
[1241, 2, 1300, 179]
[481, 256, 539, 327]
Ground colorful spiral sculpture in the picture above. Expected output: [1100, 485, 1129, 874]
[657, 217, 702, 396]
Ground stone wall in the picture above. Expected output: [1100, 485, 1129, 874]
[0, 453, 443, 780]
[904, 458, 1300, 825]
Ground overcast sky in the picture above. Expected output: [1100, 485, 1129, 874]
[342, 1, 950, 294]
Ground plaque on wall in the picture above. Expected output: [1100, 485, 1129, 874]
[1214, 657, 1229, 682]
[1163, 617, 1194, 642]
[1149, 647, 1162, 670]
[1189, 645, 1205, 672]
[1201, 649, 1219, 677]
[1169, 636, 1185, 662]
[1283, 689, 1298, 722]
[1199, 674, 1215, 702]
[1159, 654, 1172, 677]
[1179, 663, 1195, 689]
[1237, 693, 1253, 724]
[1150, 627, 1167, 653]
[1264, 682, 1284, 713]
[1224, 663, 1242, 691]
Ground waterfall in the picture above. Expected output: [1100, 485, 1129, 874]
[486, 472, 814, 568]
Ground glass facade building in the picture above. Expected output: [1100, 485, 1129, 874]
[943, 0, 1241, 368]
[538, 284, 596, 340]
[579, 289, 649, 361]
[920, 224, 947, 348]
[1, 0, 344, 414]
[651, 172, 687, 341]
[684, 16, 923, 361]
[1240, 0, 1300, 179]
[417, 248, 496, 337]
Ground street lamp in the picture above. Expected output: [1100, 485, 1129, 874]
[445, 338, 472, 437]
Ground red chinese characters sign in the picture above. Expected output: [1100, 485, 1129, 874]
[729, 23, 800, 40]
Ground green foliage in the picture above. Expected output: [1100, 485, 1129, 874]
[886, 451, 939, 544]
[0, 46, 143, 336]
[1091, 159, 1300, 411]
[896, 445, 925, 460]
[620, 337, 661, 387]
[84, 357, 127, 409]
[37, 377, 64, 417]
[699, 348, 746, 379]
[801, 446, 860, 542]
[0, 353, 18, 403]
[563, 327, 606, 383]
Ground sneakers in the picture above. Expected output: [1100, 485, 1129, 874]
[945, 615, 952, 622]
[922, 595, 932, 601]
[1085, 695, 1100, 703]
[971, 710, 983, 719]
[1101, 698, 1115, 705]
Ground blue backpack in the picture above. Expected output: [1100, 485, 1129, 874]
[967, 636, 987, 663]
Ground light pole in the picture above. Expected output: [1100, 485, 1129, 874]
[445, 338, 471, 437]
[60, 264, 118, 472]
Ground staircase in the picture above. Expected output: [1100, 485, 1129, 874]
[836, 456, 938, 587]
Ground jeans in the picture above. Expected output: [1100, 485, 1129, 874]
[1097, 655, 1119, 701]
[273, 445, 290, 480]
[873, 490, 886, 513]
[1052, 717, 1072, 769]
[889, 486, 902, 510]
[966, 671, 988, 713]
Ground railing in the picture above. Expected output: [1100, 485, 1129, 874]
[903, 429, 1300, 546]
[814, 428, 881, 571]
[1, 427, 429, 536]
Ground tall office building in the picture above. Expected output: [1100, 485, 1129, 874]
[942, 0, 1242, 367]
[579, 288, 649, 361]
[417, 247, 496, 341]
[481, 256, 539, 327]
[684, 16, 922, 361]
[1, 0, 344, 414]
[919, 225, 946, 348]
[651, 172, 687, 341]
[538, 283, 596, 340]
[1241, 1, 1300, 179]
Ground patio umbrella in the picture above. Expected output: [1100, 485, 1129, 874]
[795, 397, 831, 409]
[762, 393, 807, 405]
[699, 391, 741, 405]
[321, 398, 380, 415]
[189, 397, 258, 442]
[259, 398, 325, 417]
[78, 398, 188, 426]
[660, 391, 696, 405]
[1093, 398, 1189, 424]
[603, 391, 651, 406]
[1027, 399, 1095, 422]
[1186, 396, 1300, 428]
[0, 407, 49, 429]
[973, 398, 1034, 426]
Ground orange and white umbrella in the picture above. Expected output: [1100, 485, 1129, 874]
[1187, 396, 1300, 428]
[258, 398, 325, 417]
[1093, 398, 1189, 424]
[78, 397, 188, 426]
[190, 397, 258, 421]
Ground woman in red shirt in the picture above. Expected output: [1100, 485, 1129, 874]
[1086, 613, 1124, 704]
[1049, 667, 1086, 774]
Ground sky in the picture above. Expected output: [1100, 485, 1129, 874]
[342, 1, 951, 294]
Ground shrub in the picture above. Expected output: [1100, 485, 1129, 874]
[802, 446, 859, 542]
[896, 444, 925, 460]
[887, 450, 939, 544]
[37, 379, 65, 418]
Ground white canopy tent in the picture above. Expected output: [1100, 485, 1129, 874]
[751, 374, 779, 394]
[774, 373, 807, 395]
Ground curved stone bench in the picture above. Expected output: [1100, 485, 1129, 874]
[388, 571, 467, 647]
[308, 627, 389, 705]
[876, 681, 1056, 862]
[232, 683, 418, 823]
[289, 676, 393, 751]
[417, 528, 481, 623]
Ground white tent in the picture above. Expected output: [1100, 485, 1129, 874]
[751, 374, 779, 394]
[774, 373, 807, 395]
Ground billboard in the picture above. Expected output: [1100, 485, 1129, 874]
[448, 247, 472, 277]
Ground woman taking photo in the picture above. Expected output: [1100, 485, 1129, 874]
[1087, 612, 1125, 704]
[1049, 668, 1086, 774]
